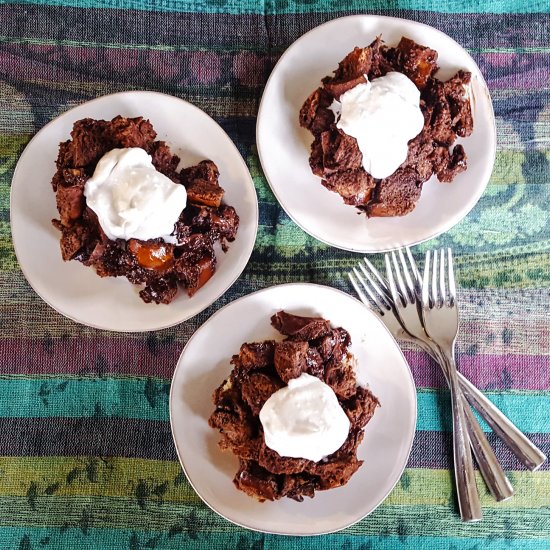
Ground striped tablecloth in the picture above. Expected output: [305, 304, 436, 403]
[1, 1, 549, 548]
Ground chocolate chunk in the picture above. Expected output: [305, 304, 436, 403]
[342, 386, 380, 429]
[322, 169, 375, 206]
[180, 159, 219, 187]
[393, 37, 438, 90]
[324, 352, 357, 399]
[305, 347, 324, 379]
[189, 205, 239, 248]
[316, 328, 351, 363]
[55, 182, 86, 227]
[258, 440, 312, 475]
[274, 341, 308, 383]
[235, 341, 275, 371]
[280, 473, 318, 501]
[323, 46, 374, 85]
[365, 167, 424, 218]
[139, 275, 178, 304]
[57, 221, 91, 261]
[324, 75, 367, 99]
[432, 144, 467, 183]
[312, 456, 363, 490]
[240, 372, 282, 415]
[150, 140, 180, 181]
[234, 460, 280, 502]
[299, 87, 335, 134]
[320, 129, 363, 174]
[271, 311, 332, 341]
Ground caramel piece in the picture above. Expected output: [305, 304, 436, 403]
[127, 240, 174, 270]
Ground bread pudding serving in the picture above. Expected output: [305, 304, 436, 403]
[299, 36, 473, 217]
[209, 311, 379, 502]
[51, 115, 239, 304]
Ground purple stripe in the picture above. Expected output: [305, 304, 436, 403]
[408, 431, 550, 471]
[0, 45, 272, 91]
[0, 338, 182, 379]
[0, 339, 548, 391]
[2, 42, 549, 92]
[477, 53, 550, 91]
[1, 416, 547, 471]
[404, 351, 550, 391]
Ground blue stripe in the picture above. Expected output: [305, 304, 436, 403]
[0, 528, 548, 549]
[1, 377, 549, 433]
[6, 0, 550, 15]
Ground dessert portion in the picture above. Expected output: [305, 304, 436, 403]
[299, 36, 473, 217]
[208, 311, 379, 502]
[51, 116, 239, 304]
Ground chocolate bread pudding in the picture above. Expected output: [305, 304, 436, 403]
[299, 36, 473, 217]
[209, 311, 379, 502]
[51, 115, 239, 304]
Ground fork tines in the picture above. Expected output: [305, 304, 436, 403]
[348, 258, 392, 316]
[423, 248, 456, 309]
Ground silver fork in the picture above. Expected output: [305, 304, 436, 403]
[349, 256, 546, 472]
[384, 250, 512, 505]
[421, 248, 481, 521]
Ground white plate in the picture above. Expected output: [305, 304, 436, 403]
[10, 91, 258, 332]
[169, 283, 417, 535]
[256, 15, 496, 253]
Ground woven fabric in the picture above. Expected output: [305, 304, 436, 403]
[1, 1, 549, 548]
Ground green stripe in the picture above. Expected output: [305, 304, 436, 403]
[1, 280, 548, 345]
[0, 377, 548, 433]
[0, 501, 548, 539]
[243, 253, 550, 290]
[2, 249, 550, 290]
[6, 0, 550, 15]
[1, 457, 548, 508]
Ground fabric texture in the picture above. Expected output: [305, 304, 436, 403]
[1, 0, 549, 548]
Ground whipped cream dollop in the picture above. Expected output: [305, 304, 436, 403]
[84, 148, 187, 243]
[259, 373, 350, 462]
[330, 72, 424, 179]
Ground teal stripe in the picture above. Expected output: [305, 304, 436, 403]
[0, 377, 548, 433]
[0, 377, 169, 421]
[416, 389, 550, 433]
[6, 0, 550, 15]
[0, 528, 548, 549]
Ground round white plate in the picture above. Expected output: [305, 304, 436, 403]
[10, 91, 258, 332]
[169, 283, 417, 535]
[256, 15, 496, 253]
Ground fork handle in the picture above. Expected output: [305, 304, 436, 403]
[441, 347, 482, 522]
[462, 398, 514, 501]
[459, 374, 547, 471]
[430, 346, 513, 501]
[415, 338, 546, 471]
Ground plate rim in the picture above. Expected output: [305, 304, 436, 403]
[169, 282, 418, 536]
[10, 90, 259, 332]
[256, 14, 497, 253]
